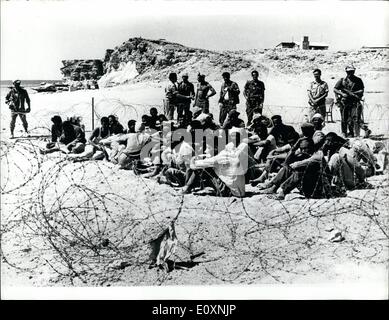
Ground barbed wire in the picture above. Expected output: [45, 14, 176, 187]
[1, 98, 388, 286]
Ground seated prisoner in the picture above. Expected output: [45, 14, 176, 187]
[324, 133, 375, 190]
[257, 137, 327, 200]
[68, 115, 85, 131]
[250, 116, 300, 185]
[108, 114, 124, 135]
[104, 125, 153, 169]
[40, 119, 86, 155]
[156, 121, 202, 185]
[149, 107, 160, 130]
[221, 109, 245, 130]
[158, 134, 194, 187]
[39, 115, 63, 153]
[311, 113, 326, 151]
[181, 128, 248, 197]
[60, 120, 87, 154]
[70, 117, 111, 161]
[142, 130, 170, 178]
[247, 113, 273, 162]
[125, 119, 137, 134]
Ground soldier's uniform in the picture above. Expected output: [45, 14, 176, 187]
[177, 81, 195, 120]
[244, 79, 265, 125]
[218, 81, 240, 125]
[5, 85, 30, 135]
[334, 75, 366, 137]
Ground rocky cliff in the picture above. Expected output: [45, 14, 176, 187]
[98, 37, 252, 87]
[61, 59, 104, 81]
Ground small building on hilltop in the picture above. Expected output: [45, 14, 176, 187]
[301, 36, 329, 50]
[307, 42, 329, 50]
[275, 42, 299, 49]
[275, 36, 329, 50]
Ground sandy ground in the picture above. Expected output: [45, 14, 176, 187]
[1, 73, 388, 292]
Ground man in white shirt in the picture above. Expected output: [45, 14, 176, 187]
[100, 125, 152, 169]
[182, 128, 248, 197]
[160, 136, 194, 187]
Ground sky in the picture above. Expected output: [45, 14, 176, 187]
[1, 0, 388, 80]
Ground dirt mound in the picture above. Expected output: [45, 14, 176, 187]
[243, 48, 389, 75]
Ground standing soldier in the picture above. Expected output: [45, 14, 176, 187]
[5, 80, 31, 138]
[244, 70, 265, 126]
[307, 69, 328, 121]
[218, 72, 240, 125]
[164, 73, 179, 120]
[334, 65, 371, 137]
[193, 73, 216, 114]
[177, 73, 195, 120]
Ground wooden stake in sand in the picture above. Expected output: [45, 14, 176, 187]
[91, 97, 95, 130]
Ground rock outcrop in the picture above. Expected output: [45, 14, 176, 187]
[98, 37, 253, 87]
[60, 59, 104, 81]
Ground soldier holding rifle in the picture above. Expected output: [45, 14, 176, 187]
[5, 80, 30, 138]
[334, 65, 371, 138]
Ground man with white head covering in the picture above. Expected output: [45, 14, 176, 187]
[311, 113, 326, 151]
[334, 65, 371, 138]
[5, 80, 31, 138]
[182, 127, 248, 197]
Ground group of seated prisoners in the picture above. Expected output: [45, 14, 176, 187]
[40, 101, 386, 201]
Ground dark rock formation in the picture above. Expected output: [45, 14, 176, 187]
[60, 59, 104, 81]
[103, 50, 114, 73]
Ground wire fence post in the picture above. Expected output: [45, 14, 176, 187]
[92, 97, 95, 131]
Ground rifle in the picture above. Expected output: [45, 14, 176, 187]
[341, 88, 363, 102]
[308, 97, 319, 107]
[7, 101, 30, 113]
[337, 89, 367, 124]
